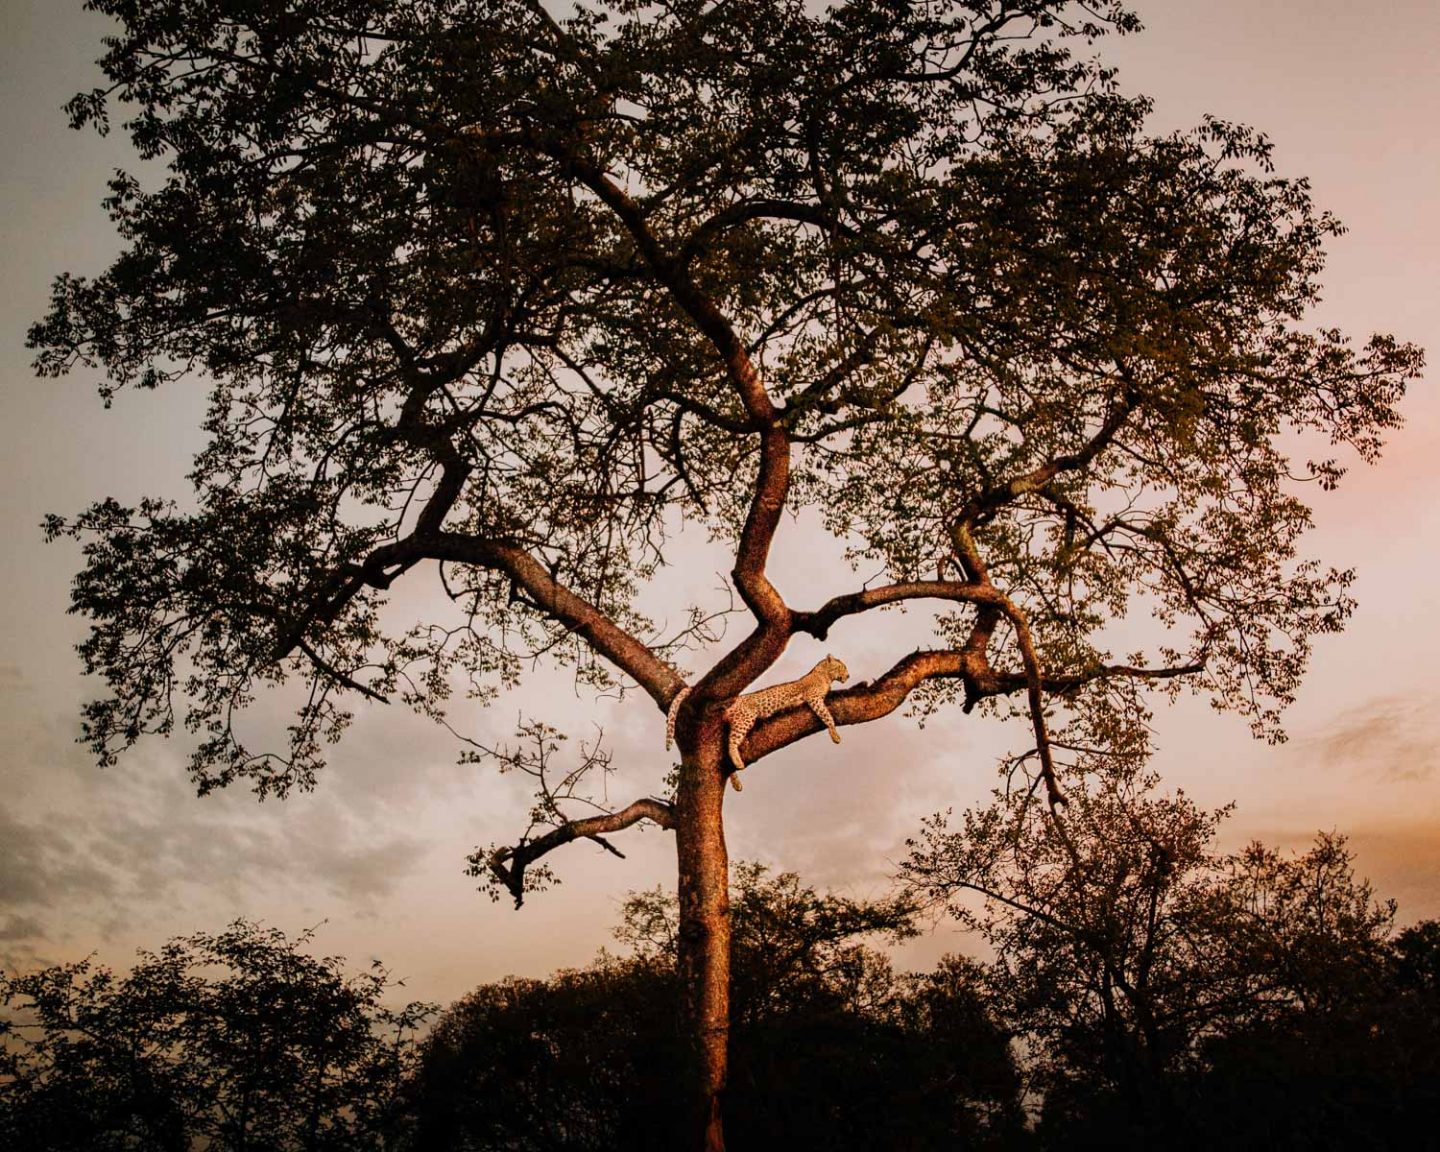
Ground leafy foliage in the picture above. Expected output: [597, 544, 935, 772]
[0, 921, 433, 1152]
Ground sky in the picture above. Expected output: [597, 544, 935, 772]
[1, 0, 1437, 1006]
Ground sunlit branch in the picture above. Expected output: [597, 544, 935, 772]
[743, 647, 971, 764]
[793, 577, 1070, 802]
[427, 533, 685, 707]
[487, 797, 678, 908]
[543, 145, 794, 687]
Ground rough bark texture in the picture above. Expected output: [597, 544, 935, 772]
[675, 725, 732, 1151]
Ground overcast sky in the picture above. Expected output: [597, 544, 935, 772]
[1, 0, 1437, 1004]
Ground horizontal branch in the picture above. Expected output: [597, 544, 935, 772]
[677, 198, 850, 267]
[789, 564, 1205, 809]
[488, 798, 677, 908]
[741, 646, 1206, 768]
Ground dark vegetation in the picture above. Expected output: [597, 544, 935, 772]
[5, 821, 1438, 1151]
[409, 864, 1022, 1150]
[0, 922, 431, 1151]
[905, 763, 1440, 1149]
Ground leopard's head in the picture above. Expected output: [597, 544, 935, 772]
[824, 655, 849, 683]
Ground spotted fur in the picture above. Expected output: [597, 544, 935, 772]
[665, 656, 850, 791]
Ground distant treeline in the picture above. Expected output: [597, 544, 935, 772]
[5, 805, 1438, 1150]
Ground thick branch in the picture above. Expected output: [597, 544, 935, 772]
[428, 533, 685, 708]
[488, 798, 677, 908]
[793, 578, 1009, 640]
[792, 578, 1068, 799]
[277, 530, 684, 711]
[731, 424, 792, 627]
[273, 325, 486, 660]
[741, 646, 1204, 766]
[552, 150, 794, 661]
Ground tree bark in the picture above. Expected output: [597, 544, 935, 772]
[675, 729, 732, 1152]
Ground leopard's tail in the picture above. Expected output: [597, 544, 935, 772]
[665, 685, 691, 751]
[726, 717, 751, 791]
[726, 706, 754, 770]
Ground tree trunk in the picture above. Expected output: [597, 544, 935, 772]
[675, 735, 732, 1152]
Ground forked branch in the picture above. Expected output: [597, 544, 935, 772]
[783, 572, 1205, 809]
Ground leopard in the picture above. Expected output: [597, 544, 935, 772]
[665, 655, 850, 791]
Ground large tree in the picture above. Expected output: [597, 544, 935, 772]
[32, 0, 1421, 1146]
[903, 764, 1400, 1138]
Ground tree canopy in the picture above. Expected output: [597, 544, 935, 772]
[34, 0, 1418, 799]
[0, 921, 431, 1152]
[903, 764, 1411, 1145]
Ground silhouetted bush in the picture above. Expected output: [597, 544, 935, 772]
[0, 921, 432, 1151]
